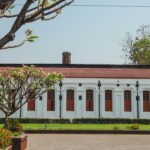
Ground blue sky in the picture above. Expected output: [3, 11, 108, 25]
[0, 0, 150, 64]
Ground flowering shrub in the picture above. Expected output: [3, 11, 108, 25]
[0, 65, 63, 129]
[0, 128, 12, 149]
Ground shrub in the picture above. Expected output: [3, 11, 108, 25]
[0, 128, 12, 149]
[8, 119, 23, 134]
[72, 118, 150, 124]
[1, 118, 150, 125]
[127, 124, 140, 130]
[11, 118, 71, 124]
[113, 126, 119, 130]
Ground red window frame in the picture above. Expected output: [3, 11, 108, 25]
[66, 90, 74, 111]
[105, 90, 112, 111]
[86, 90, 94, 111]
[124, 90, 131, 112]
[47, 90, 55, 111]
[27, 91, 35, 111]
[143, 91, 150, 112]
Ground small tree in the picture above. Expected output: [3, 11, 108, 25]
[0, 65, 62, 128]
[122, 25, 150, 64]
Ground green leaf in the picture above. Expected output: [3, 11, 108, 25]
[27, 39, 35, 42]
[27, 36, 39, 40]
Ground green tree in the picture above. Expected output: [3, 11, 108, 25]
[122, 25, 150, 65]
[0, 65, 63, 129]
[0, 0, 74, 50]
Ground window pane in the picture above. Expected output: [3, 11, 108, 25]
[143, 91, 150, 112]
[27, 99, 35, 111]
[66, 90, 74, 111]
[105, 90, 112, 111]
[47, 90, 55, 111]
[124, 90, 131, 112]
[86, 90, 94, 111]
[27, 91, 35, 111]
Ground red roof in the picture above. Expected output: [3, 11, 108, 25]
[0, 64, 150, 79]
[40, 67, 150, 79]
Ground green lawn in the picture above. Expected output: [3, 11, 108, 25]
[1, 124, 150, 130]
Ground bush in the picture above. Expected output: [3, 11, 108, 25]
[1, 118, 150, 125]
[113, 126, 119, 130]
[72, 118, 150, 124]
[8, 119, 23, 133]
[18, 118, 71, 124]
[127, 124, 140, 130]
[0, 128, 12, 149]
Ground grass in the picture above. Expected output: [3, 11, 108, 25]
[0, 124, 150, 130]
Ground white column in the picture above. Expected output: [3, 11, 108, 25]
[101, 89, 105, 118]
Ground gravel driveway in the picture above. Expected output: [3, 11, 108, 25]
[27, 134, 150, 150]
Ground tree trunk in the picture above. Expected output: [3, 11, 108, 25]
[4, 114, 9, 129]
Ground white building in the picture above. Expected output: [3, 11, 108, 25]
[1, 52, 150, 119]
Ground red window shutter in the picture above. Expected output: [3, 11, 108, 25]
[27, 99, 35, 111]
[143, 91, 150, 112]
[86, 90, 94, 111]
[27, 91, 35, 111]
[47, 90, 55, 111]
[124, 90, 131, 112]
[105, 90, 112, 111]
[66, 90, 74, 111]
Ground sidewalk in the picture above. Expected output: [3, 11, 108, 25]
[27, 134, 150, 150]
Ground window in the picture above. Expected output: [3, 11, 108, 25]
[124, 90, 131, 112]
[86, 90, 94, 111]
[143, 91, 150, 112]
[105, 90, 112, 111]
[47, 90, 55, 111]
[27, 91, 35, 111]
[66, 90, 74, 111]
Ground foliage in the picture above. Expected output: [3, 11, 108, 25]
[113, 126, 119, 130]
[0, 65, 63, 128]
[1, 118, 150, 125]
[7, 119, 23, 134]
[0, 128, 12, 149]
[0, 118, 71, 124]
[122, 25, 150, 64]
[72, 118, 150, 124]
[25, 29, 39, 43]
[127, 124, 140, 130]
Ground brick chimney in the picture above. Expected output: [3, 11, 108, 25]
[62, 52, 71, 64]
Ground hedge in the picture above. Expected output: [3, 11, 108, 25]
[0, 118, 150, 124]
[72, 118, 150, 124]
[0, 118, 71, 124]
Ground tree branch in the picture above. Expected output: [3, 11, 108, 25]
[0, 0, 74, 50]
[24, 0, 66, 23]
[0, 13, 18, 18]
[1, 40, 26, 50]
[0, 0, 33, 49]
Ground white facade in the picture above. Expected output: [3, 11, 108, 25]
[1, 77, 150, 119]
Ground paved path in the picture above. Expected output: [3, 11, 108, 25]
[27, 134, 150, 150]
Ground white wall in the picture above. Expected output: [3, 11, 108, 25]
[1, 78, 150, 119]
